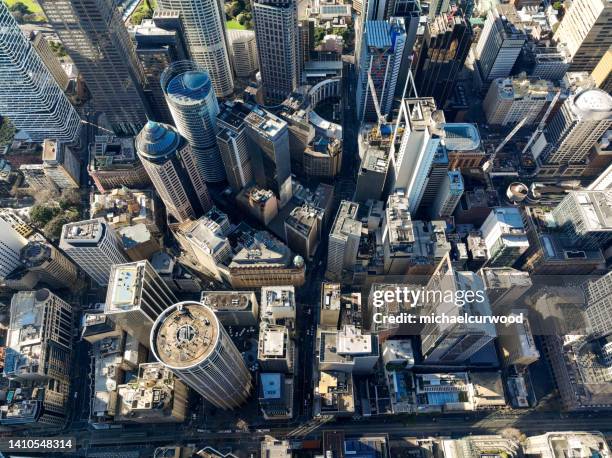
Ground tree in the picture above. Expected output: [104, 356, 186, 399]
[225, 0, 242, 18]
[59, 189, 81, 210]
[30, 204, 60, 227]
[314, 27, 326, 45]
[8, 2, 31, 15]
[0, 118, 15, 147]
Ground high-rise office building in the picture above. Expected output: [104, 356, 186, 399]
[59, 219, 129, 286]
[2, 289, 73, 428]
[414, 13, 472, 110]
[150, 301, 252, 409]
[474, 5, 526, 86]
[216, 100, 255, 192]
[227, 30, 259, 78]
[483, 76, 557, 127]
[133, 12, 190, 124]
[244, 107, 293, 207]
[356, 19, 406, 122]
[161, 61, 225, 183]
[427, 0, 450, 19]
[554, 0, 612, 73]
[135, 121, 212, 223]
[326, 201, 362, 280]
[584, 271, 612, 338]
[0, 218, 26, 279]
[157, 0, 234, 97]
[431, 170, 464, 219]
[42, 140, 80, 189]
[285, 204, 324, 260]
[106, 261, 177, 347]
[552, 190, 612, 250]
[253, 0, 300, 104]
[421, 255, 496, 364]
[0, 3, 81, 143]
[38, 0, 149, 135]
[28, 31, 69, 91]
[390, 98, 445, 213]
[480, 207, 529, 268]
[531, 88, 612, 177]
[19, 240, 78, 290]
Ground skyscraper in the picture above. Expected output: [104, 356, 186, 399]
[135, 121, 212, 222]
[161, 61, 225, 183]
[326, 201, 362, 281]
[474, 5, 526, 87]
[106, 261, 177, 347]
[480, 207, 529, 268]
[3, 289, 73, 428]
[253, 0, 300, 104]
[216, 100, 256, 192]
[431, 170, 464, 219]
[29, 31, 69, 91]
[133, 12, 190, 124]
[554, 0, 612, 73]
[151, 301, 252, 409]
[532, 88, 612, 177]
[356, 19, 407, 122]
[584, 271, 612, 338]
[19, 240, 79, 290]
[414, 13, 472, 110]
[244, 106, 293, 206]
[157, 0, 234, 97]
[421, 254, 496, 364]
[0, 218, 26, 279]
[390, 98, 446, 213]
[0, 3, 81, 143]
[38, 0, 150, 135]
[552, 190, 612, 250]
[59, 219, 129, 286]
[227, 30, 259, 78]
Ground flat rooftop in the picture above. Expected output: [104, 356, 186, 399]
[201, 291, 256, 311]
[106, 262, 145, 312]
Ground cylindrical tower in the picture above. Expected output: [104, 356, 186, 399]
[135, 121, 211, 223]
[161, 61, 226, 183]
[150, 301, 252, 410]
[157, 0, 234, 98]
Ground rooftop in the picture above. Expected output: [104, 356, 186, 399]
[201, 291, 256, 311]
[443, 123, 481, 152]
[89, 136, 137, 170]
[331, 201, 361, 240]
[106, 262, 147, 313]
[152, 302, 219, 369]
[245, 107, 287, 140]
[61, 219, 105, 244]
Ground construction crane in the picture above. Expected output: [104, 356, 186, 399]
[80, 119, 114, 135]
[520, 89, 562, 157]
[482, 116, 528, 174]
[367, 71, 387, 127]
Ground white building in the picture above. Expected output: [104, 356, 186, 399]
[105, 261, 177, 348]
[151, 302, 253, 410]
[390, 98, 445, 213]
[227, 29, 258, 78]
[480, 207, 529, 268]
[483, 76, 557, 126]
[60, 219, 129, 286]
[157, 0, 234, 97]
[326, 201, 362, 280]
[0, 218, 26, 279]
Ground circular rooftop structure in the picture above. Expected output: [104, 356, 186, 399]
[164, 66, 213, 106]
[574, 89, 612, 113]
[135, 121, 182, 162]
[150, 302, 220, 370]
